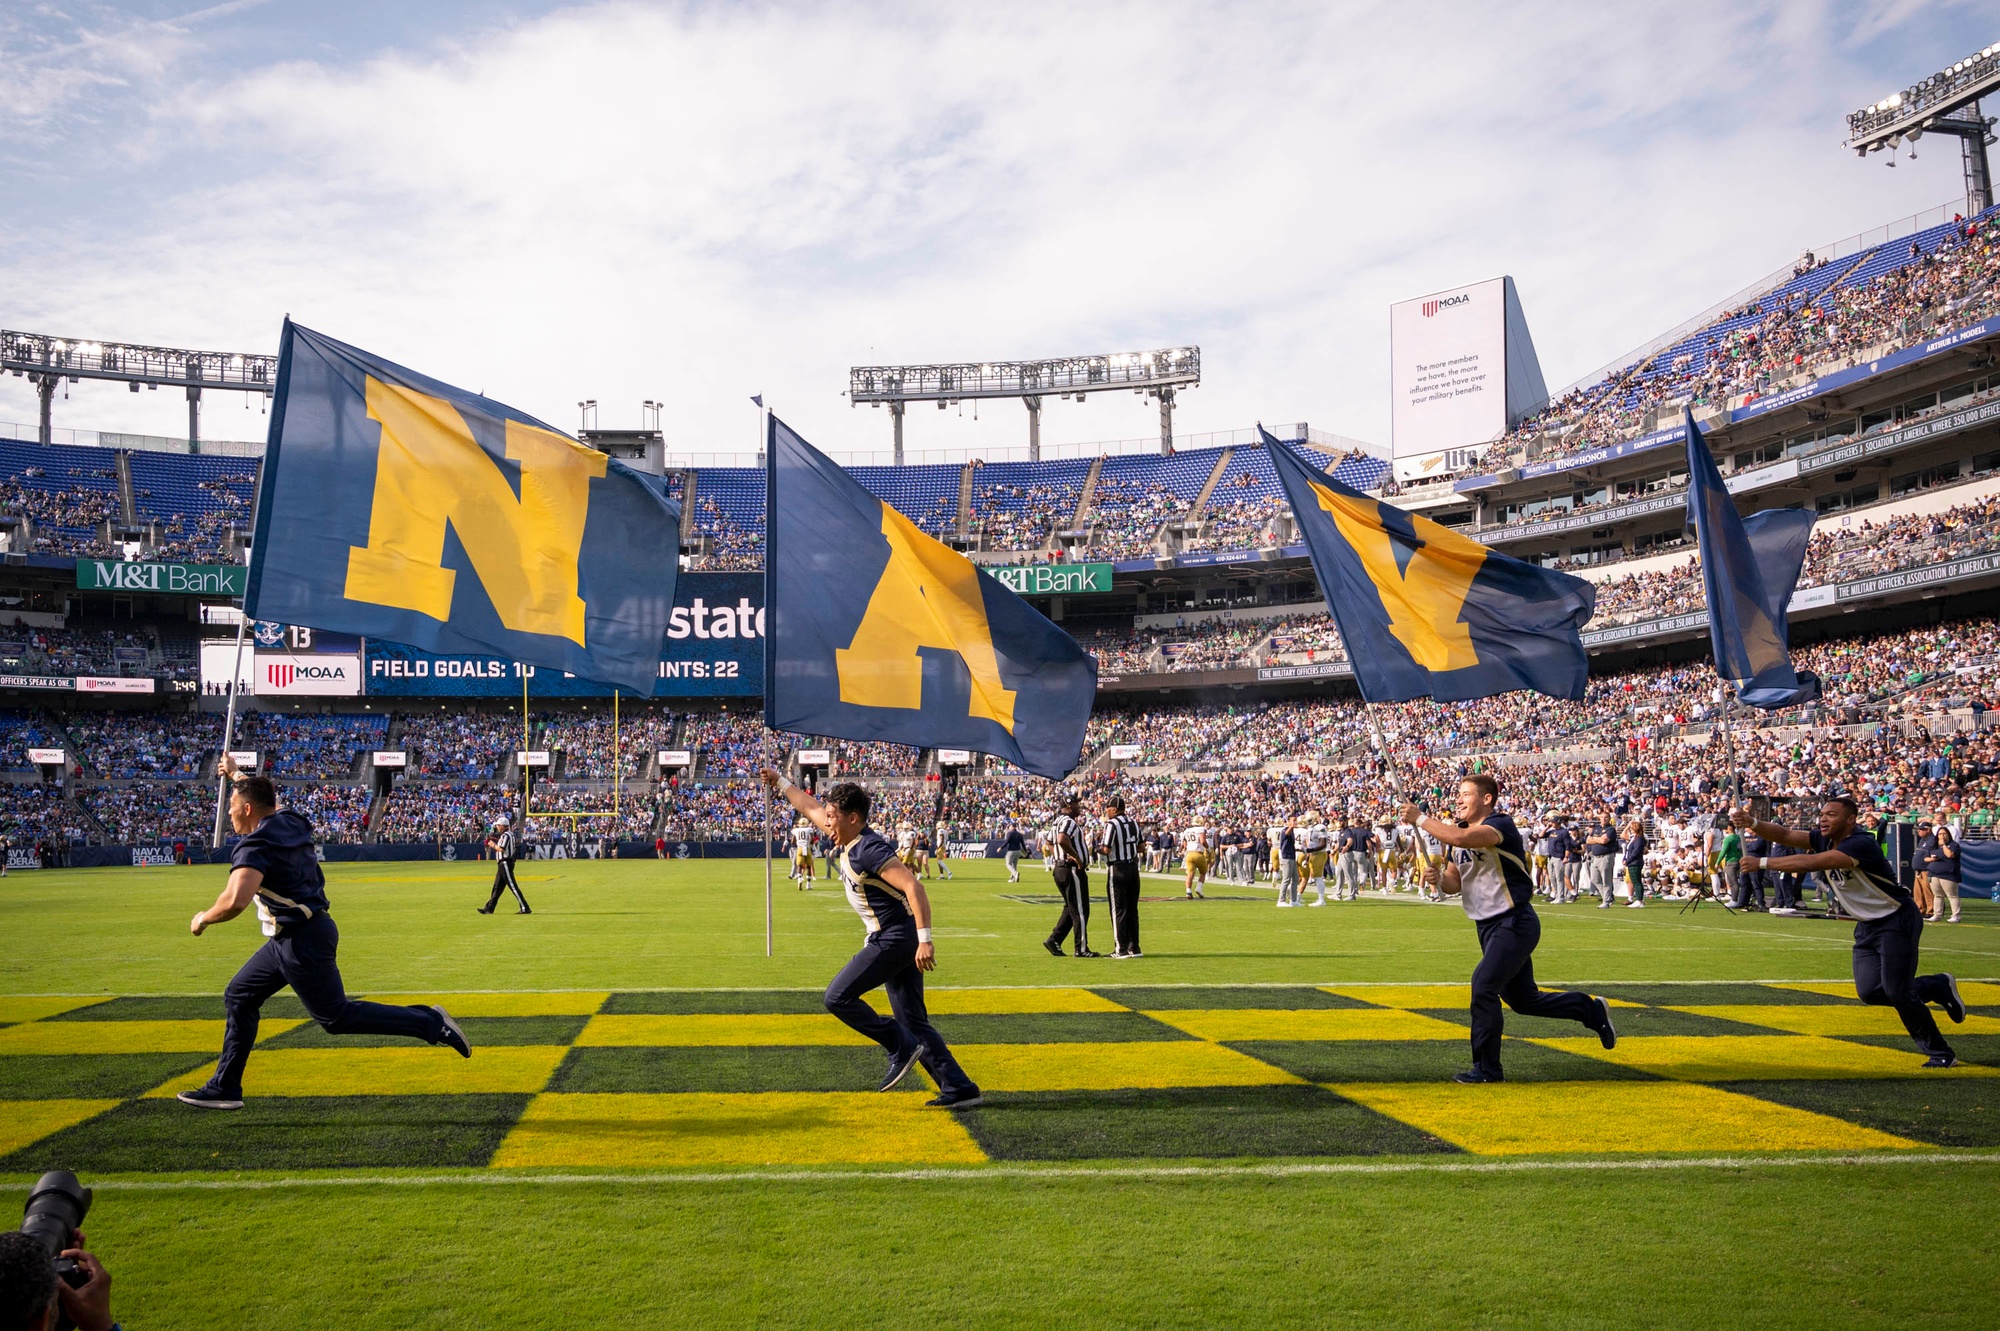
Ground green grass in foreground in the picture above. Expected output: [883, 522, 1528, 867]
[1, 859, 1997, 1328]
[3, 857, 1996, 993]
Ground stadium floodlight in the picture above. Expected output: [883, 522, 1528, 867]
[0, 327, 278, 448]
[848, 347, 1201, 462]
[1845, 41, 2000, 213]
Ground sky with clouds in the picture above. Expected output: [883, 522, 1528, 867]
[1, 0, 1993, 461]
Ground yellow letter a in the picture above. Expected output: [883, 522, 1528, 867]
[1309, 478, 1484, 672]
[835, 503, 1018, 731]
[343, 377, 606, 644]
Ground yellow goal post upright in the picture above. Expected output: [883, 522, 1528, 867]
[518, 670, 622, 837]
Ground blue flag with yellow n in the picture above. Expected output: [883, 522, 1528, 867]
[1264, 428, 1595, 702]
[1683, 409, 1821, 710]
[245, 321, 680, 695]
[764, 416, 1096, 779]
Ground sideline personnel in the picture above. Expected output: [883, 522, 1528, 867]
[1044, 794, 1097, 957]
[1734, 798, 1966, 1066]
[177, 756, 471, 1109]
[479, 816, 530, 914]
[1401, 776, 1616, 1084]
[760, 767, 982, 1108]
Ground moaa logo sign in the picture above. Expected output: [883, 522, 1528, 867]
[1422, 293, 1473, 318]
[266, 661, 352, 689]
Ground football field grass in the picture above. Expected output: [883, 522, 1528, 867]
[2, 857, 1998, 1327]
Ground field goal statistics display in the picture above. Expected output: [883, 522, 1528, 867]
[1389, 275, 1548, 459]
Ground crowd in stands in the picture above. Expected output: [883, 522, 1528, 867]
[972, 478, 1080, 549]
[524, 781, 657, 840]
[238, 712, 388, 778]
[0, 470, 120, 556]
[0, 781, 90, 847]
[544, 709, 679, 779]
[1502, 211, 2000, 477]
[399, 709, 518, 779]
[376, 780, 517, 844]
[67, 713, 210, 777]
[0, 622, 169, 680]
[83, 780, 213, 845]
[1074, 477, 1182, 561]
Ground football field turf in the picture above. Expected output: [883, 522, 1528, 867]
[2, 858, 1998, 1327]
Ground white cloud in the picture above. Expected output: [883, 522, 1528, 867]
[0, 0, 1988, 459]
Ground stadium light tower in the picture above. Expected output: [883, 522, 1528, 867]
[848, 347, 1201, 463]
[1, 329, 278, 449]
[1846, 40, 2000, 214]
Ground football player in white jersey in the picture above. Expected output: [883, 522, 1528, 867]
[1180, 819, 1210, 899]
[790, 818, 815, 890]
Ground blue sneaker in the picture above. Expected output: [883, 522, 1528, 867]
[926, 1087, 985, 1109]
[1923, 1053, 1960, 1069]
[879, 1042, 920, 1092]
[434, 1006, 472, 1058]
[1593, 996, 1618, 1049]
[1452, 1067, 1504, 1084]
[176, 1085, 243, 1110]
[1939, 975, 1966, 1025]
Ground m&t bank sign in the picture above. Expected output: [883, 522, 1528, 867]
[990, 562, 1114, 595]
[76, 561, 248, 595]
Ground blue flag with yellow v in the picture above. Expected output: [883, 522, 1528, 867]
[244, 321, 680, 695]
[1263, 428, 1595, 703]
[1682, 409, 1821, 710]
[764, 416, 1096, 780]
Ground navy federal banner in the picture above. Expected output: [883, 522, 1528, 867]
[1683, 409, 1821, 710]
[1263, 428, 1594, 703]
[245, 322, 680, 695]
[765, 416, 1096, 779]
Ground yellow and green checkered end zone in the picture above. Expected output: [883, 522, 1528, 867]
[3, 982, 1999, 1174]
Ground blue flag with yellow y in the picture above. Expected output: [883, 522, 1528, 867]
[245, 321, 680, 695]
[764, 416, 1096, 779]
[1683, 409, 1821, 710]
[1264, 428, 1595, 702]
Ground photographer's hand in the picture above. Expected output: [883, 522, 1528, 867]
[57, 1236, 113, 1331]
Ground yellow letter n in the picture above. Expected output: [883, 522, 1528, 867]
[835, 503, 1017, 732]
[343, 377, 606, 645]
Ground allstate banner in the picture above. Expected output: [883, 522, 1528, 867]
[367, 572, 762, 697]
[765, 415, 1096, 779]
[1264, 427, 1594, 703]
[245, 321, 681, 694]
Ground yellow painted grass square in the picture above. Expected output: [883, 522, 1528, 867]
[1668, 1005, 2000, 1038]
[142, 1045, 568, 1098]
[1528, 1034, 2000, 1081]
[575, 1014, 870, 1047]
[919, 988, 1127, 1014]
[0, 1019, 304, 1056]
[0, 997, 113, 1024]
[1321, 985, 1644, 1010]
[0, 1099, 122, 1157]
[490, 1091, 987, 1168]
[359, 992, 609, 1017]
[1329, 1081, 1923, 1155]
[1949, 980, 2000, 1006]
[954, 1041, 1303, 1092]
[1145, 1008, 1469, 1042]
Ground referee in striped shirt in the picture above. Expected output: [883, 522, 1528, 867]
[1042, 794, 1098, 958]
[1100, 795, 1143, 959]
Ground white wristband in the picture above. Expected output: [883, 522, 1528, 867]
[917, 927, 933, 943]
[777, 774, 796, 794]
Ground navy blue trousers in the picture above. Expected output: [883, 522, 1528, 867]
[824, 928, 977, 1096]
[1853, 904, 1954, 1057]
[1470, 906, 1603, 1075]
[210, 914, 445, 1095]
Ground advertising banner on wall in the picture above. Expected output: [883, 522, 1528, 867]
[76, 560, 247, 596]
[257, 653, 362, 696]
[1390, 275, 1547, 459]
[76, 676, 155, 694]
[364, 572, 763, 698]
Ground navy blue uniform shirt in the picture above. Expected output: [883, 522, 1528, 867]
[838, 827, 916, 934]
[231, 809, 329, 932]
[1808, 828, 1912, 920]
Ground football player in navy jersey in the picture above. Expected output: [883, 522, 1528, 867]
[1400, 775, 1617, 1084]
[761, 767, 983, 1108]
[1734, 797, 1966, 1066]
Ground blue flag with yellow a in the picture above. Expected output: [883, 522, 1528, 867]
[1264, 427, 1595, 702]
[764, 416, 1096, 779]
[1683, 409, 1821, 710]
[245, 321, 680, 695]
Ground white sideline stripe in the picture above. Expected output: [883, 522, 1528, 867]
[84, 1152, 2000, 1193]
[5, 978, 1997, 997]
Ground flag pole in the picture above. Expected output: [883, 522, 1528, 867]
[210, 604, 250, 849]
[759, 394, 774, 960]
[763, 735, 774, 959]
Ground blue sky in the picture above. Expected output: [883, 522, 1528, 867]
[1, 1, 1992, 459]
